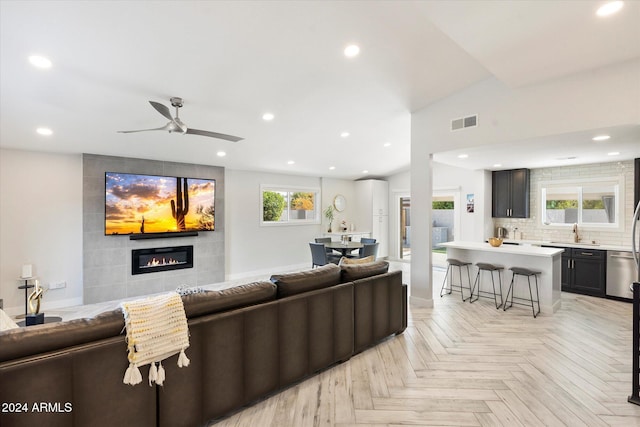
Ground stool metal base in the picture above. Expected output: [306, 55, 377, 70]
[439, 260, 472, 302]
[470, 264, 503, 309]
[504, 269, 541, 318]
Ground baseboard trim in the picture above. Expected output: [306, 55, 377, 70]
[410, 295, 434, 308]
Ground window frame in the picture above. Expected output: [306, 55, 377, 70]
[259, 185, 321, 226]
[539, 176, 625, 231]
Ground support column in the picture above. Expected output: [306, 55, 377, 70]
[410, 151, 434, 307]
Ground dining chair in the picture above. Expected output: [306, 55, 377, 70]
[360, 242, 379, 260]
[315, 237, 340, 256]
[358, 238, 377, 257]
[309, 242, 339, 268]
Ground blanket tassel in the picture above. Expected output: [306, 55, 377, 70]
[177, 349, 190, 368]
[156, 362, 165, 386]
[148, 362, 158, 386]
[123, 363, 142, 385]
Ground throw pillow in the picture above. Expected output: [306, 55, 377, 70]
[270, 263, 341, 298]
[340, 260, 389, 282]
[338, 256, 374, 265]
[182, 281, 276, 318]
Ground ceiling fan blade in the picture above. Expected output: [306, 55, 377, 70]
[149, 101, 174, 121]
[186, 128, 244, 142]
[117, 125, 169, 133]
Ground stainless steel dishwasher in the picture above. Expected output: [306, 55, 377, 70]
[607, 251, 636, 300]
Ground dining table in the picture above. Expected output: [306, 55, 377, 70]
[325, 241, 364, 257]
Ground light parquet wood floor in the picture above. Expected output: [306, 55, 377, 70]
[209, 280, 640, 426]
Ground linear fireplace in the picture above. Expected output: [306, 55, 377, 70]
[132, 245, 194, 275]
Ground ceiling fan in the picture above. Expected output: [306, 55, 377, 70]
[118, 97, 243, 142]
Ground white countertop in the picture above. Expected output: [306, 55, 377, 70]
[500, 239, 632, 252]
[441, 241, 564, 257]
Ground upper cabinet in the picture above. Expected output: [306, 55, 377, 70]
[492, 168, 530, 218]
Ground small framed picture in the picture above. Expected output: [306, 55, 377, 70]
[466, 194, 475, 213]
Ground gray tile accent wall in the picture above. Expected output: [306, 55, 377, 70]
[82, 154, 225, 304]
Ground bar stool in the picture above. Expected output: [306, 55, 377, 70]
[470, 263, 504, 309]
[504, 267, 541, 318]
[439, 258, 472, 301]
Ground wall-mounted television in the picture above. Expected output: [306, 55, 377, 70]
[105, 172, 215, 236]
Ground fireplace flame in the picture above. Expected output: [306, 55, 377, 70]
[146, 257, 181, 267]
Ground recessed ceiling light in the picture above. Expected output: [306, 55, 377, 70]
[362, 170, 368, 174]
[608, 151, 620, 156]
[344, 44, 360, 58]
[216, 151, 226, 157]
[287, 160, 295, 165]
[329, 166, 336, 170]
[592, 135, 611, 141]
[29, 55, 52, 69]
[383, 142, 391, 147]
[340, 132, 350, 138]
[36, 127, 53, 136]
[493, 163, 502, 168]
[457, 154, 469, 159]
[262, 113, 274, 121]
[596, 1, 624, 17]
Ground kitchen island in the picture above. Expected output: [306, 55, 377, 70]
[440, 241, 564, 314]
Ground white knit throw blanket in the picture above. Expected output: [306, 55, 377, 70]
[121, 292, 190, 386]
[0, 308, 19, 331]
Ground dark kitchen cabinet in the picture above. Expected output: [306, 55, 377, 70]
[561, 249, 571, 290]
[561, 248, 606, 297]
[492, 168, 530, 218]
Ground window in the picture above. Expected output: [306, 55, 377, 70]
[261, 186, 321, 225]
[540, 177, 622, 229]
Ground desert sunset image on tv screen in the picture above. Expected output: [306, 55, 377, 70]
[105, 172, 215, 235]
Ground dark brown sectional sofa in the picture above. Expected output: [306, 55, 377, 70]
[0, 262, 407, 427]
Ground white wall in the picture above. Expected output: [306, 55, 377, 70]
[433, 162, 491, 242]
[0, 149, 83, 315]
[320, 177, 357, 232]
[224, 170, 355, 279]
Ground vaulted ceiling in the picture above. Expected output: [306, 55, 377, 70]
[1, 1, 639, 179]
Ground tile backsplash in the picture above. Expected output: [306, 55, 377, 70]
[493, 160, 635, 247]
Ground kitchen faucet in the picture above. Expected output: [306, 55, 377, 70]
[572, 223, 580, 243]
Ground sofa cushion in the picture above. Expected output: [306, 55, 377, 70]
[0, 308, 125, 363]
[270, 263, 341, 298]
[338, 255, 374, 265]
[340, 260, 389, 283]
[182, 281, 277, 318]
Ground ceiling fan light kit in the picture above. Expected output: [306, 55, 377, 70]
[118, 97, 243, 142]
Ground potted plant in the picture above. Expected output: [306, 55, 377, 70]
[324, 205, 335, 232]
